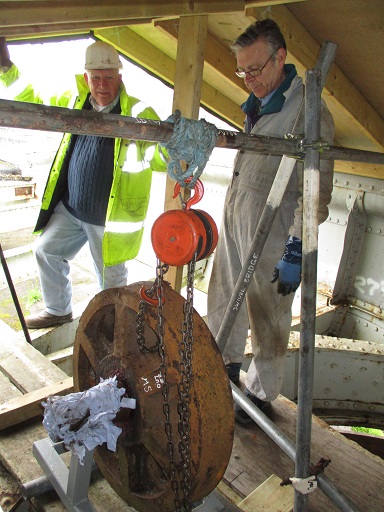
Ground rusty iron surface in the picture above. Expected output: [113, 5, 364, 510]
[73, 281, 234, 512]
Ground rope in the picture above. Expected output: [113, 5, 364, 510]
[161, 109, 218, 188]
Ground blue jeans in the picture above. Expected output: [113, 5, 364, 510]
[34, 201, 128, 315]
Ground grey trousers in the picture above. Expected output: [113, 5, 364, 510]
[34, 201, 128, 315]
[207, 185, 296, 402]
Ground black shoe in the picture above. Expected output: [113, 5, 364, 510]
[225, 362, 242, 384]
[234, 388, 271, 424]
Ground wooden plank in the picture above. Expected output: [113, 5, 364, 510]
[0, 371, 22, 403]
[217, 481, 243, 507]
[0, 1, 299, 31]
[238, 474, 294, 512]
[0, 421, 47, 484]
[224, 394, 384, 511]
[0, 331, 68, 394]
[0, 377, 73, 431]
[0, 328, 71, 429]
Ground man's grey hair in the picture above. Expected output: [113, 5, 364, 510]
[231, 19, 287, 55]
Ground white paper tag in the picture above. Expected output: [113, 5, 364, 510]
[290, 476, 317, 494]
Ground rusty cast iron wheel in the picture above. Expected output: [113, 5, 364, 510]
[73, 281, 234, 512]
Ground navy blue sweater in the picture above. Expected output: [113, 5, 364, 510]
[63, 100, 120, 226]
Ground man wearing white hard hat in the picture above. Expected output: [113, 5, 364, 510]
[0, 39, 165, 328]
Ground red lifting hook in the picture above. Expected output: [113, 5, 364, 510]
[173, 178, 204, 210]
[139, 285, 165, 306]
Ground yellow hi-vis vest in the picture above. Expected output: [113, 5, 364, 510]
[1, 68, 167, 266]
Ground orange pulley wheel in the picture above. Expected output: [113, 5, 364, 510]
[151, 179, 218, 266]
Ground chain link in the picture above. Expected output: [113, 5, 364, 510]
[135, 257, 196, 512]
[154, 260, 184, 511]
[177, 253, 196, 511]
[136, 295, 158, 354]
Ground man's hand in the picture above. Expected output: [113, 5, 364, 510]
[271, 236, 302, 296]
[0, 37, 12, 68]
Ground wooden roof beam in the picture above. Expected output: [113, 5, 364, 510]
[246, 5, 384, 155]
[163, 14, 208, 291]
[0, 19, 153, 40]
[95, 27, 245, 128]
[0, 1, 307, 28]
[154, 18, 248, 95]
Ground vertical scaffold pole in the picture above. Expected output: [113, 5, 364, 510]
[294, 69, 321, 512]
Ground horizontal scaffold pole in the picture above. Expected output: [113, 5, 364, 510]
[0, 98, 383, 166]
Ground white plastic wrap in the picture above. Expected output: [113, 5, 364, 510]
[42, 376, 136, 464]
[290, 476, 318, 494]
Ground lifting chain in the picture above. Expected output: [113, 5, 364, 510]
[177, 253, 196, 510]
[136, 298, 158, 354]
[136, 256, 197, 512]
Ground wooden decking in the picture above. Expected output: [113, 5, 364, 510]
[222, 394, 384, 511]
[0, 323, 73, 431]
[0, 326, 383, 512]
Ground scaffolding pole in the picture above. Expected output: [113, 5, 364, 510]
[213, 42, 362, 511]
[0, 101, 383, 166]
[294, 67, 321, 512]
[231, 385, 360, 512]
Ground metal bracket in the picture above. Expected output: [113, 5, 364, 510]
[25, 437, 240, 512]
[281, 134, 330, 160]
[193, 491, 242, 511]
[297, 138, 330, 156]
[32, 438, 96, 512]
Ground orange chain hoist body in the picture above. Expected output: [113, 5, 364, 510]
[151, 179, 218, 266]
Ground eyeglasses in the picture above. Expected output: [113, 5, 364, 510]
[235, 51, 276, 79]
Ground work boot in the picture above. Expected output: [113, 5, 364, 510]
[234, 388, 271, 424]
[26, 310, 73, 329]
[225, 362, 242, 385]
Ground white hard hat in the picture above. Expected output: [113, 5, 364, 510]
[85, 41, 122, 70]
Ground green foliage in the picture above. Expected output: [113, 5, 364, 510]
[23, 282, 42, 308]
[351, 426, 384, 437]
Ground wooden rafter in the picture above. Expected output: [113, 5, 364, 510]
[0, 19, 153, 40]
[247, 5, 384, 154]
[95, 27, 245, 128]
[0, 1, 303, 28]
[155, 18, 248, 94]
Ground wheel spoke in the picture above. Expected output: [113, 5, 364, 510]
[78, 335, 99, 371]
[73, 282, 234, 512]
[113, 299, 137, 358]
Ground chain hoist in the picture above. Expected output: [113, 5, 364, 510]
[154, 260, 184, 510]
[151, 179, 218, 267]
[73, 171, 233, 512]
[137, 179, 218, 512]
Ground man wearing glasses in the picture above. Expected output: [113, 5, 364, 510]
[207, 19, 334, 423]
